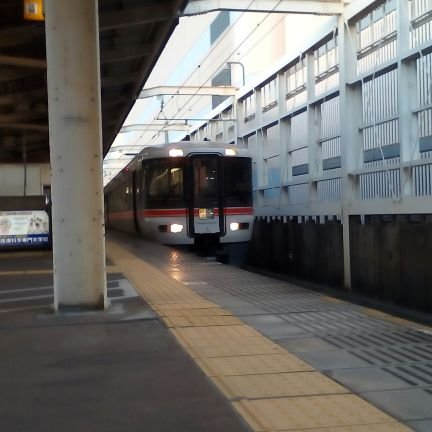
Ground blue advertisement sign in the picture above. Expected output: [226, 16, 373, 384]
[0, 210, 50, 247]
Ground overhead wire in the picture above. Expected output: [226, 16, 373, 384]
[135, 0, 285, 147]
[125, 0, 258, 150]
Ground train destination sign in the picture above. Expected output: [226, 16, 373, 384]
[0, 210, 50, 247]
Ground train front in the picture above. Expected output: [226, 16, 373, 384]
[139, 144, 254, 250]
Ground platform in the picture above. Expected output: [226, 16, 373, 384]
[1, 232, 432, 431]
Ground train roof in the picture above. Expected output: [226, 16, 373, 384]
[140, 141, 251, 159]
[104, 141, 251, 192]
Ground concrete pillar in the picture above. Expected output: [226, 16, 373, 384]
[45, 0, 107, 310]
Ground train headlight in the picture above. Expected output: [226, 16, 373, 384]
[169, 149, 183, 157]
[225, 149, 237, 156]
[169, 224, 184, 233]
[230, 222, 239, 231]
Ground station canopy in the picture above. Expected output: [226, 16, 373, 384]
[0, 0, 188, 164]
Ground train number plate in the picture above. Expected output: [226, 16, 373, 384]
[199, 208, 214, 220]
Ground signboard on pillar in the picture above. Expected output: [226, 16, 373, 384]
[23, 0, 45, 21]
[0, 210, 50, 248]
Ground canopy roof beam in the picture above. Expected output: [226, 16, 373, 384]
[0, 55, 47, 69]
[183, 0, 348, 16]
[120, 123, 191, 133]
[139, 85, 237, 98]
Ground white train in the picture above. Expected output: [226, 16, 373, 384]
[105, 141, 254, 254]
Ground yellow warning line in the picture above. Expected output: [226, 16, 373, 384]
[361, 307, 432, 332]
[106, 239, 412, 432]
[322, 298, 432, 333]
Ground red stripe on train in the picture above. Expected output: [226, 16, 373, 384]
[108, 207, 253, 220]
[192, 207, 253, 216]
[224, 207, 254, 215]
[139, 209, 187, 217]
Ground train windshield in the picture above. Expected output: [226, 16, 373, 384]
[224, 157, 252, 206]
[193, 157, 219, 208]
[144, 159, 185, 208]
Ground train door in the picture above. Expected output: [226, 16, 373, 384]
[187, 155, 225, 239]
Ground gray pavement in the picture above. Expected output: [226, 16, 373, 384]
[0, 251, 250, 432]
[2, 232, 432, 431]
[110, 232, 432, 432]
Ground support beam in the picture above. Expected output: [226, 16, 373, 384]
[45, 0, 107, 310]
[101, 73, 137, 88]
[398, 0, 417, 198]
[0, 133, 47, 146]
[100, 43, 153, 64]
[155, 117, 236, 122]
[120, 123, 191, 133]
[101, 96, 131, 106]
[0, 123, 49, 132]
[0, 55, 47, 69]
[0, 26, 44, 48]
[0, 68, 40, 83]
[100, 5, 173, 31]
[0, 89, 46, 106]
[139, 86, 238, 98]
[183, 0, 347, 16]
[338, 16, 361, 290]
[0, 109, 47, 123]
[255, 88, 265, 207]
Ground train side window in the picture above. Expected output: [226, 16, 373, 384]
[145, 159, 185, 208]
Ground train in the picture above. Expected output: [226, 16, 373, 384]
[104, 141, 254, 257]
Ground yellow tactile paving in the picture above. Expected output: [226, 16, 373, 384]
[279, 424, 412, 432]
[107, 241, 201, 305]
[171, 325, 265, 349]
[162, 315, 243, 328]
[212, 371, 347, 399]
[153, 301, 217, 310]
[187, 342, 286, 359]
[174, 333, 278, 349]
[196, 353, 312, 377]
[173, 324, 262, 340]
[106, 239, 411, 432]
[127, 274, 199, 304]
[233, 395, 400, 431]
[155, 306, 231, 317]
